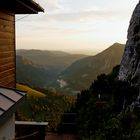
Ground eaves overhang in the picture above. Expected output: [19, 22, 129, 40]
[0, 0, 44, 14]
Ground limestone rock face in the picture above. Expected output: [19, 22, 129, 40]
[118, 1, 140, 87]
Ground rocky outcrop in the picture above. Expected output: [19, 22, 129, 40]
[119, 1, 140, 87]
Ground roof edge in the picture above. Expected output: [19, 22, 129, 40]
[0, 90, 26, 126]
[15, 0, 44, 14]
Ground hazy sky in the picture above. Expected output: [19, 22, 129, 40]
[16, 0, 139, 54]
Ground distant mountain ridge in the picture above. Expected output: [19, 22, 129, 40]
[58, 43, 125, 92]
[16, 50, 87, 89]
[16, 49, 87, 70]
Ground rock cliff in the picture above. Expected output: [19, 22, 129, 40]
[119, 1, 140, 87]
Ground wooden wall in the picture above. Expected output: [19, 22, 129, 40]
[0, 10, 15, 88]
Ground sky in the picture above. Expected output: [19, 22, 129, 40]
[16, 0, 139, 55]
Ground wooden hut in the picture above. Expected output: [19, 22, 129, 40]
[0, 0, 44, 88]
[0, 0, 44, 139]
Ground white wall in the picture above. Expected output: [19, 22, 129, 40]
[0, 115, 15, 140]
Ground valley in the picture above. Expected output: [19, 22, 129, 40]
[16, 43, 124, 95]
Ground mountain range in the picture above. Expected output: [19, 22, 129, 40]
[57, 43, 125, 93]
[16, 50, 86, 88]
[16, 43, 125, 95]
[16, 49, 86, 71]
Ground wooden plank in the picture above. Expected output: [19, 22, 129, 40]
[0, 25, 14, 33]
[0, 10, 14, 16]
[0, 11, 15, 88]
[0, 45, 14, 51]
[0, 11, 14, 35]
[0, 12, 14, 21]
[0, 73, 15, 83]
[0, 18, 14, 26]
[0, 39, 15, 45]
[0, 57, 15, 66]
[5, 81, 16, 88]
[0, 63, 15, 72]
[0, 68, 15, 79]
[0, 78, 15, 88]
[0, 61, 15, 68]
[0, 51, 15, 58]
[0, 31, 14, 39]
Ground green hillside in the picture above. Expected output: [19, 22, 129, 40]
[16, 83, 46, 97]
[59, 43, 125, 92]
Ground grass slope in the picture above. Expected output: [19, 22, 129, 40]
[16, 83, 46, 97]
